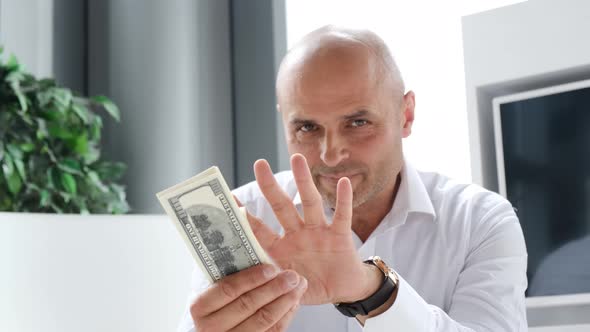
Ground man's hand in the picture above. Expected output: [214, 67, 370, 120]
[245, 153, 380, 305]
[190, 264, 307, 332]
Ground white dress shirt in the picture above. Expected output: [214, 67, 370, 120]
[177, 161, 528, 331]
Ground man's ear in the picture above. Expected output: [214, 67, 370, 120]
[401, 91, 415, 138]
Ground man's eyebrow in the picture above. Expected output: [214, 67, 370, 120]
[341, 110, 369, 120]
[289, 110, 370, 125]
[289, 117, 316, 125]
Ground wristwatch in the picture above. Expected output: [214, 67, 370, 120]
[334, 256, 399, 317]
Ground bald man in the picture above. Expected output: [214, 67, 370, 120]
[178, 26, 528, 332]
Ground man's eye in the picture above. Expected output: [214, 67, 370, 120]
[299, 123, 318, 132]
[350, 119, 368, 127]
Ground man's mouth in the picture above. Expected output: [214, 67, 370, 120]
[317, 172, 361, 186]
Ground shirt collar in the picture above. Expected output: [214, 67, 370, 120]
[393, 160, 437, 223]
[292, 159, 436, 224]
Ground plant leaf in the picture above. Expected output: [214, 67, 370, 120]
[83, 145, 100, 164]
[18, 111, 34, 125]
[60, 172, 77, 195]
[37, 90, 53, 108]
[88, 170, 109, 193]
[14, 158, 26, 181]
[36, 119, 49, 140]
[52, 88, 72, 109]
[50, 202, 63, 213]
[40, 189, 51, 207]
[75, 197, 89, 215]
[47, 167, 60, 189]
[38, 78, 56, 88]
[58, 191, 72, 203]
[5, 70, 24, 84]
[95, 161, 127, 181]
[40, 109, 61, 121]
[19, 143, 35, 152]
[90, 116, 103, 141]
[48, 123, 74, 139]
[9, 82, 28, 111]
[27, 183, 41, 192]
[58, 158, 82, 175]
[108, 183, 130, 214]
[2, 154, 22, 195]
[0, 51, 129, 213]
[71, 103, 90, 124]
[73, 133, 88, 154]
[91, 95, 120, 122]
[6, 54, 19, 71]
[6, 143, 23, 160]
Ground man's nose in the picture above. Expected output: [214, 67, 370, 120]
[320, 132, 350, 167]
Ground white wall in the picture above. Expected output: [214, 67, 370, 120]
[0, 213, 195, 332]
[462, 0, 590, 190]
[285, 0, 529, 183]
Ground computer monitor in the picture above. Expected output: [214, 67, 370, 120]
[493, 79, 590, 327]
[493, 80, 590, 296]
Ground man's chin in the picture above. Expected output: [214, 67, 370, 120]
[318, 190, 337, 209]
[319, 188, 368, 210]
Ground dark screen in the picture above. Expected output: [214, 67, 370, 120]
[499, 86, 590, 297]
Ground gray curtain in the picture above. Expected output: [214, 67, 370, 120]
[0, 0, 288, 213]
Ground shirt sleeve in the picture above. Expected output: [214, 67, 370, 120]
[364, 211, 528, 331]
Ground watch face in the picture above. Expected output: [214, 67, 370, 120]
[367, 256, 388, 275]
[333, 257, 398, 318]
[367, 256, 398, 285]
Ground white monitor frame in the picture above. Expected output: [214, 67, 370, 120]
[492, 79, 590, 321]
[492, 78, 590, 198]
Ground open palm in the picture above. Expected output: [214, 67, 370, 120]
[243, 154, 370, 305]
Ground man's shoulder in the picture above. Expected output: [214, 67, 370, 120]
[415, 169, 522, 257]
[232, 170, 296, 206]
[418, 169, 516, 226]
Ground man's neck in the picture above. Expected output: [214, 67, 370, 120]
[351, 174, 401, 243]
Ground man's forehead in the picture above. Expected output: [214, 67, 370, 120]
[288, 109, 371, 122]
[278, 56, 378, 110]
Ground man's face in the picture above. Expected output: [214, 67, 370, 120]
[277, 47, 413, 209]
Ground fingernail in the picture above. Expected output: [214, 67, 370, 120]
[284, 270, 299, 288]
[263, 265, 279, 278]
[298, 277, 308, 290]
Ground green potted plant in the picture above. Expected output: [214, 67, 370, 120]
[0, 47, 129, 214]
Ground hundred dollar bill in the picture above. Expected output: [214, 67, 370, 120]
[156, 166, 271, 283]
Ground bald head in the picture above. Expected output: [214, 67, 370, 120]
[276, 25, 405, 106]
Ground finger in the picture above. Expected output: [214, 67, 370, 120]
[191, 263, 279, 317]
[232, 194, 243, 207]
[254, 159, 302, 233]
[203, 270, 302, 331]
[291, 154, 325, 227]
[331, 177, 353, 234]
[245, 208, 280, 250]
[230, 194, 280, 250]
[231, 277, 308, 332]
[265, 302, 300, 332]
